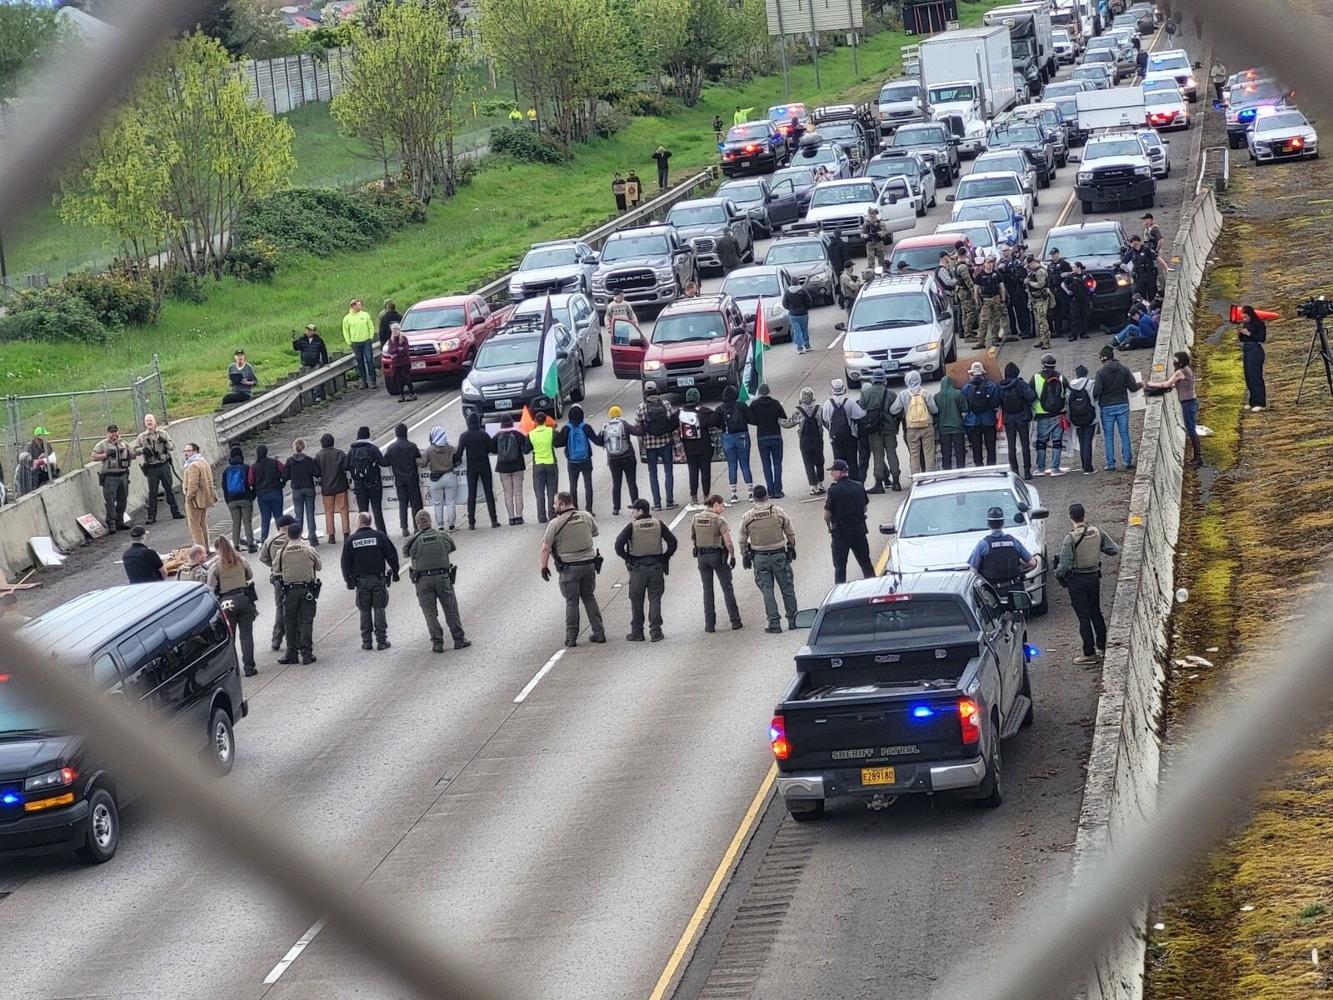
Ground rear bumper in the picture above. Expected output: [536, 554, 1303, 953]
[777, 755, 987, 802]
[0, 798, 91, 857]
[383, 349, 469, 378]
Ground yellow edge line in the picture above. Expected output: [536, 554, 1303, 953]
[875, 539, 892, 575]
[646, 762, 778, 1000]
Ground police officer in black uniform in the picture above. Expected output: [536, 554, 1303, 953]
[967, 506, 1037, 601]
[1001, 247, 1032, 340]
[340, 511, 400, 651]
[1046, 247, 1073, 337]
[1121, 235, 1162, 302]
[823, 459, 875, 583]
[122, 525, 166, 583]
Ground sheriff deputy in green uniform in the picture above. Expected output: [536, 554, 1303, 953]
[90, 423, 134, 533]
[403, 510, 471, 653]
[614, 498, 678, 642]
[691, 494, 742, 632]
[738, 485, 798, 634]
[273, 523, 321, 665]
[539, 491, 606, 648]
[259, 513, 295, 651]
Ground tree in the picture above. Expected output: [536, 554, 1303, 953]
[637, 0, 745, 106]
[359, 0, 465, 35]
[60, 32, 295, 282]
[225, 0, 297, 59]
[332, 3, 471, 201]
[0, 1, 63, 101]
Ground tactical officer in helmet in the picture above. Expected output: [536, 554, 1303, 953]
[259, 513, 296, 651]
[614, 498, 678, 642]
[967, 506, 1036, 603]
[274, 523, 321, 665]
[403, 510, 470, 653]
[691, 494, 742, 632]
[539, 491, 606, 648]
[341, 511, 399, 651]
[738, 485, 798, 634]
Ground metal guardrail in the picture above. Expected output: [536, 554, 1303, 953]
[216, 167, 721, 445]
[1196, 144, 1230, 196]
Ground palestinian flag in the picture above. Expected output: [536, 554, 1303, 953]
[739, 297, 769, 403]
[534, 294, 561, 405]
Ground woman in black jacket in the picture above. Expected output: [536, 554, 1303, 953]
[494, 414, 533, 525]
[676, 389, 718, 505]
[250, 444, 286, 543]
[997, 362, 1037, 480]
[1237, 305, 1267, 410]
[457, 412, 499, 529]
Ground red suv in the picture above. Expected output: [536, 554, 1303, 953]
[611, 293, 750, 395]
[382, 294, 513, 395]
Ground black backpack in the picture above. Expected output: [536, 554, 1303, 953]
[645, 399, 673, 437]
[496, 431, 522, 466]
[966, 381, 996, 414]
[828, 400, 853, 442]
[1039, 373, 1066, 414]
[799, 408, 823, 449]
[1000, 380, 1027, 416]
[350, 444, 379, 486]
[722, 402, 748, 434]
[1067, 384, 1096, 427]
[859, 385, 886, 433]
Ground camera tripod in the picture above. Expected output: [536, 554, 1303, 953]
[1296, 316, 1333, 403]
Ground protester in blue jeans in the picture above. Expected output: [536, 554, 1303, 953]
[1147, 350, 1203, 468]
[783, 282, 813, 353]
[744, 382, 788, 498]
[249, 443, 287, 541]
[1092, 344, 1141, 471]
[1110, 306, 1159, 350]
[634, 381, 679, 510]
[716, 385, 754, 504]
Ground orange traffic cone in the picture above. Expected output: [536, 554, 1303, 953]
[1230, 304, 1280, 323]
[519, 406, 537, 434]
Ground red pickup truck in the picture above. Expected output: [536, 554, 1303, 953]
[381, 293, 513, 395]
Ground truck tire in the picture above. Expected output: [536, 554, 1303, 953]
[207, 706, 236, 775]
[74, 787, 121, 864]
[788, 801, 825, 822]
[384, 374, 401, 397]
[976, 739, 1003, 808]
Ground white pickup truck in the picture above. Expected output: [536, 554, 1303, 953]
[793, 177, 917, 249]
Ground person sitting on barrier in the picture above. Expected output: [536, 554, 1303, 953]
[223, 349, 257, 405]
[1111, 305, 1159, 350]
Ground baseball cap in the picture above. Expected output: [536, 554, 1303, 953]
[277, 514, 296, 528]
[1099, 344, 1115, 360]
[643, 380, 659, 395]
[129, 525, 146, 539]
[631, 498, 650, 514]
[968, 361, 985, 376]
[1041, 353, 1057, 368]
[830, 459, 849, 473]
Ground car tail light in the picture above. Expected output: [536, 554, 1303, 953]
[769, 714, 791, 761]
[957, 698, 982, 746]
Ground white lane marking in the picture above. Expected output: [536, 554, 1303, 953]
[827, 330, 847, 350]
[513, 648, 565, 704]
[668, 505, 693, 531]
[262, 917, 327, 985]
[406, 393, 459, 435]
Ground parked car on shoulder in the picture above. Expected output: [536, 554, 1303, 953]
[383, 293, 513, 395]
[1225, 78, 1292, 149]
[1247, 107, 1319, 163]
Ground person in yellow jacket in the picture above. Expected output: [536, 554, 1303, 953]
[508, 106, 523, 124]
[529, 412, 559, 523]
[342, 298, 378, 389]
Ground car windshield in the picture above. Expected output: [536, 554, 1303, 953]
[1086, 139, 1144, 158]
[1044, 83, 1085, 97]
[1052, 97, 1078, 119]
[769, 103, 805, 120]
[521, 246, 578, 270]
[992, 126, 1042, 145]
[1138, 132, 1163, 150]
[1233, 80, 1284, 103]
[819, 122, 860, 141]
[602, 235, 669, 261]
[940, 224, 995, 249]
[1043, 229, 1123, 258]
[722, 273, 783, 298]
[1148, 53, 1190, 72]
[771, 167, 815, 188]
[1257, 111, 1308, 132]
[796, 144, 840, 164]
[0, 672, 64, 733]
[901, 489, 1021, 538]
[974, 153, 1025, 174]
[955, 201, 1013, 224]
[1142, 79, 1178, 93]
[653, 313, 728, 344]
[402, 305, 467, 331]
[813, 599, 971, 643]
[668, 204, 728, 226]
[893, 127, 944, 147]
[766, 241, 825, 265]
[890, 246, 949, 271]
[1052, 29, 1071, 42]
[1074, 67, 1108, 80]
[810, 183, 877, 207]
[866, 158, 917, 179]
[1144, 90, 1181, 107]
[1084, 48, 1114, 62]
[880, 84, 920, 103]
[719, 182, 764, 204]
[957, 176, 1020, 199]
[513, 301, 573, 327]
[728, 123, 770, 141]
[849, 292, 933, 329]
[474, 336, 539, 369]
[929, 84, 975, 104]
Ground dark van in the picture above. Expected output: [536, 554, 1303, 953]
[0, 583, 248, 864]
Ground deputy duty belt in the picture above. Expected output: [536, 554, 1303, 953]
[416, 568, 449, 578]
[697, 546, 725, 554]
[562, 558, 596, 567]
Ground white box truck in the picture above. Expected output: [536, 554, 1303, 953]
[1075, 86, 1146, 131]
[919, 27, 1019, 127]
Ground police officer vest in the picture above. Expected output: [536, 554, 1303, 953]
[976, 271, 1004, 298]
[747, 507, 786, 551]
[99, 440, 133, 473]
[954, 261, 975, 289]
[211, 560, 249, 594]
[276, 543, 318, 583]
[411, 530, 453, 572]
[629, 518, 664, 557]
[347, 531, 385, 576]
[692, 511, 724, 549]
[1027, 267, 1053, 301]
[979, 533, 1023, 584]
[1070, 526, 1103, 571]
[553, 511, 595, 559]
[139, 431, 172, 464]
[264, 535, 290, 578]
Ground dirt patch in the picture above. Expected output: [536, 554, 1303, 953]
[1145, 110, 1333, 997]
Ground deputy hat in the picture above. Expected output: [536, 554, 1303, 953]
[986, 506, 1005, 524]
[130, 525, 147, 539]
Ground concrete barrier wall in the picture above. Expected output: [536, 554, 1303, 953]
[0, 412, 225, 582]
[1072, 191, 1224, 1000]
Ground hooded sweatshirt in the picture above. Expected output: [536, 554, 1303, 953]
[384, 426, 422, 481]
[934, 377, 967, 435]
[891, 370, 939, 422]
[556, 404, 603, 463]
[998, 363, 1036, 423]
[457, 412, 495, 468]
[222, 447, 254, 502]
[250, 444, 285, 494]
[494, 422, 532, 474]
[286, 448, 319, 491]
[425, 426, 457, 477]
[347, 432, 387, 491]
[962, 374, 1000, 428]
[717, 385, 751, 435]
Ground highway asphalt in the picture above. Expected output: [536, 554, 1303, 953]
[0, 23, 1206, 1000]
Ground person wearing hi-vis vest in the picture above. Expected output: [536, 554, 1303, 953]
[614, 499, 679, 642]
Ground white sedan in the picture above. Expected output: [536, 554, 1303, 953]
[881, 466, 1052, 615]
[1145, 87, 1190, 131]
[1249, 108, 1320, 163]
[947, 170, 1034, 233]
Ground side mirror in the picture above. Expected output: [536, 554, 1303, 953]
[1009, 590, 1034, 613]
[792, 608, 819, 628]
[879, 523, 897, 535]
[945, 194, 955, 202]
[630, 338, 647, 349]
[582, 253, 600, 264]
[834, 321, 847, 331]
[1030, 507, 1050, 520]
[556, 350, 569, 360]
[460, 359, 472, 369]
[1068, 153, 1081, 163]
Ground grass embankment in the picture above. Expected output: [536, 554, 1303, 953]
[1145, 153, 1333, 999]
[3, 2, 1003, 416]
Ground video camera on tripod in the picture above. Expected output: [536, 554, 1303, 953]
[1294, 296, 1333, 401]
[1296, 296, 1333, 321]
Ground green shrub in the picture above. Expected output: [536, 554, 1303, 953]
[231, 185, 428, 261]
[592, 107, 631, 139]
[356, 180, 429, 225]
[165, 266, 208, 304]
[0, 288, 109, 344]
[489, 124, 571, 164]
[225, 238, 281, 282]
[616, 92, 675, 118]
[477, 96, 518, 118]
[454, 157, 481, 188]
[58, 269, 155, 327]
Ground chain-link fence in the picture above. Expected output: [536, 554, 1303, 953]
[1, 356, 166, 500]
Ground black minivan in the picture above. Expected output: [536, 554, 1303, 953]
[0, 583, 248, 864]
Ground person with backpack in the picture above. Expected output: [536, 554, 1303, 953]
[935, 375, 968, 471]
[635, 381, 679, 511]
[961, 362, 1000, 467]
[856, 370, 899, 493]
[494, 414, 532, 525]
[1031, 353, 1070, 476]
[676, 389, 717, 506]
[222, 446, 256, 553]
[782, 387, 826, 495]
[997, 361, 1036, 480]
[529, 411, 560, 523]
[557, 404, 601, 512]
[1067, 364, 1099, 475]
[891, 370, 938, 476]
[821, 379, 864, 477]
[601, 405, 640, 515]
[250, 444, 287, 543]
[286, 437, 321, 545]
[745, 383, 788, 499]
[717, 385, 754, 505]
[315, 433, 352, 542]
[348, 426, 389, 535]
[384, 422, 424, 537]
[457, 411, 500, 529]
[425, 426, 462, 530]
